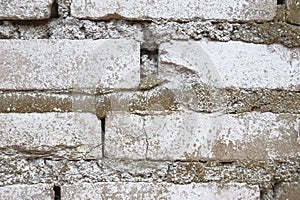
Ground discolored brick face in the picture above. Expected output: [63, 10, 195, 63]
[287, 0, 300, 25]
[0, 112, 103, 160]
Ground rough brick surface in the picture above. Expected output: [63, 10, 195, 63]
[160, 40, 300, 91]
[105, 111, 300, 161]
[0, 184, 53, 200]
[62, 182, 260, 200]
[0, 0, 53, 20]
[145, 111, 300, 161]
[0, 112, 102, 159]
[105, 111, 147, 159]
[71, 0, 276, 21]
[287, 0, 300, 25]
[0, 39, 140, 93]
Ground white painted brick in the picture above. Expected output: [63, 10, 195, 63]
[0, 184, 53, 200]
[71, 0, 276, 21]
[105, 111, 147, 159]
[62, 182, 259, 200]
[145, 111, 300, 161]
[0, 0, 53, 20]
[0, 113, 102, 159]
[160, 40, 300, 90]
[0, 39, 140, 93]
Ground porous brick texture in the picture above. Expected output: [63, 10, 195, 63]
[0, 0, 53, 20]
[71, 0, 277, 21]
[0, 39, 140, 92]
[0, 184, 53, 200]
[0, 0, 299, 200]
[62, 182, 260, 199]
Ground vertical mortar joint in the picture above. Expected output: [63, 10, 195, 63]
[143, 117, 149, 160]
[53, 185, 61, 200]
[51, 0, 59, 18]
[100, 117, 106, 158]
[141, 26, 159, 79]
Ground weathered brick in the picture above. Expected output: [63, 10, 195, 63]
[62, 182, 259, 200]
[145, 111, 300, 161]
[275, 182, 300, 200]
[71, 0, 276, 21]
[287, 0, 300, 25]
[0, 39, 140, 93]
[0, 92, 73, 113]
[0, 184, 53, 200]
[0, 112, 102, 159]
[104, 111, 300, 161]
[105, 111, 147, 159]
[0, 0, 53, 20]
[160, 40, 300, 90]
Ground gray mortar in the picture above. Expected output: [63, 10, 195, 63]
[0, 158, 299, 200]
[1, 6, 300, 48]
[0, 87, 299, 115]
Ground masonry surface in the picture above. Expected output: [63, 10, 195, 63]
[0, 0, 299, 200]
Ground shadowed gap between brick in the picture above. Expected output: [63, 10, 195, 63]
[101, 118, 106, 158]
[277, 0, 286, 5]
[51, 0, 59, 18]
[140, 48, 159, 78]
[220, 161, 235, 166]
[53, 185, 61, 200]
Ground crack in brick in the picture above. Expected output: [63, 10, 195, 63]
[143, 118, 149, 160]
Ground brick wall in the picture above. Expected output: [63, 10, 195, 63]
[0, 0, 299, 199]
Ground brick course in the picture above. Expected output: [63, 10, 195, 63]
[0, 184, 53, 200]
[62, 182, 260, 200]
[0, 39, 140, 93]
[160, 40, 300, 90]
[71, 0, 277, 21]
[0, 112, 102, 159]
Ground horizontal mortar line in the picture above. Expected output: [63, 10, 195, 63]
[0, 16, 288, 25]
[1, 90, 299, 99]
[130, 110, 300, 116]
[2, 90, 296, 97]
[146, 159, 208, 163]
[0, 89, 74, 94]
[0, 180, 243, 186]
[70, 13, 278, 23]
[0, 109, 299, 116]
[215, 87, 300, 93]
[1, 20, 300, 48]
[0, 88, 146, 95]
[1, 18, 297, 29]
[2, 157, 299, 166]
[0, 86, 299, 94]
